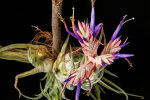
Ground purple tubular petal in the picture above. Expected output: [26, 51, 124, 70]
[93, 23, 103, 37]
[111, 15, 127, 42]
[75, 31, 84, 43]
[72, 23, 79, 34]
[102, 62, 106, 67]
[76, 35, 84, 44]
[118, 35, 122, 39]
[64, 78, 70, 82]
[75, 80, 82, 100]
[75, 32, 83, 43]
[83, 37, 87, 41]
[90, 3, 95, 33]
[68, 31, 77, 39]
[114, 54, 134, 59]
[63, 23, 77, 39]
[63, 21, 83, 43]
[120, 42, 130, 48]
[70, 84, 73, 88]
[73, 24, 84, 43]
[86, 18, 88, 24]
[74, 24, 79, 31]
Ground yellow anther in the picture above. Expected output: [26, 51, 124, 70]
[123, 17, 135, 25]
[72, 7, 75, 21]
[99, 41, 104, 46]
[70, 16, 73, 20]
[124, 15, 128, 17]
[58, 13, 64, 22]
[91, 0, 96, 3]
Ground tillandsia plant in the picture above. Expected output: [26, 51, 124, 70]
[59, 0, 144, 100]
[1, 0, 144, 100]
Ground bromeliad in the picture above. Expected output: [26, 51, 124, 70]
[60, 0, 134, 100]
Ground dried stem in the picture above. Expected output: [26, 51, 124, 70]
[52, 0, 63, 59]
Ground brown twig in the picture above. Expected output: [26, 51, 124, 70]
[52, 0, 63, 59]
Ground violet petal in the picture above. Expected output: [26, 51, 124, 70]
[86, 18, 88, 24]
[120, 42, 130, 48]
[93, 23, 103, 37]
[75, 80, 82, 100]
[63, 22, 77, 39]
[114, 54, 134, 59]
[111, 15, 127, 41]
[90, 3, 95, 33]
[64, 78, 70, 82]
[102, 62, 106, 67]
[76, 34, 84, 44]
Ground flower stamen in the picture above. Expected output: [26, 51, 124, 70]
[123, 17, 135, 25]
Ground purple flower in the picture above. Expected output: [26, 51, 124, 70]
[75, 80, 82, 100]
[111, 15, 127, 42]
[114, 54, 134, 59]
[60, 0, 135, 100]
[90, 2, 95, 33]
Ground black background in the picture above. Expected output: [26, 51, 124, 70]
[1, 0, 149, 100]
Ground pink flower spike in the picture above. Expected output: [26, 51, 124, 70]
[82, 22, 86, 30]
[74, 74, 81, 85]
[110, 47, 121, 54]
[114, 40, 122, 48]
[81, 69, 86, 80]
[78, 20, 86, 35]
